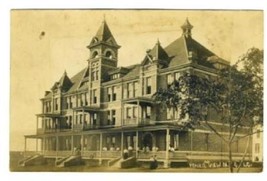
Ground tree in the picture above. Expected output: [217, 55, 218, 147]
[153, 47, 263, 172]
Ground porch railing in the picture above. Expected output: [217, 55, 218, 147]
[123, 118, 154, 126]
[81, 151, 100, 158]
[123, 118, 138, 126]
[101, 151, 121, 158]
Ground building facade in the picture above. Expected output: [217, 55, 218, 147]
[24, 18, 252, 168]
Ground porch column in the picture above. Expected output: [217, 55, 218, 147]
[72, 111, 74, 131]
[42, 137, 45, 154]
[137, 101, 140, 124]
[121, 103, 124, 126]
[71, 135, 74, 154]
[81, 134, 84, 153]
[99, 133, 103, 165]
[190, 131, 193, 152]
[36, 138, 38, 152]
[136, 131, 139, 158]
[121, 132, 124, 156]
[82, 110, 85, 129]
[56, 136, 59, 159]
[164, 128, 170, 168]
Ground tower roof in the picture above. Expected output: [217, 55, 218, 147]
[88, 19, 120, 48]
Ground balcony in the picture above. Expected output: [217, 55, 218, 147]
[73, 124, 99, 131]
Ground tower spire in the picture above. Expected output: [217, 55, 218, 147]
[181, 18, 193, 38]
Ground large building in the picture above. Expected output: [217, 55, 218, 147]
[23, 18, 252, 168]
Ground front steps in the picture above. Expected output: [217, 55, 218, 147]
[18, 155, 45, 166]
[55, 155, 82, 167]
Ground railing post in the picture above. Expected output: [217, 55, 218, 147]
[136, 131, 139, 158]
[71, 135, 74, 155]
[121, 131, 124, 157]
[137, 101, 140, 124]
[36, 138, 38, 152]
[56, 136, 59, 160]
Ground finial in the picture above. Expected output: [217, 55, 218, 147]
[156, 38, 160, 45]
[181, 18, 193, 38]
[103, 14, 106, 22]
[64, 69, 67, 76]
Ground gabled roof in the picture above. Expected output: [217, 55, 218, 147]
[58, 71, 73, 91]
[141, 40, 169, 67]
[51, 71, 73, 92]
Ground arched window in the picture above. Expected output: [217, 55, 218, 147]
[92, 51, 98, 58]
[105, 51, 113, 59]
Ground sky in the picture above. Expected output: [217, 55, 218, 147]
[10, 10, 263, 151]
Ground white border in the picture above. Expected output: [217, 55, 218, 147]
[1, 0, 266, 181]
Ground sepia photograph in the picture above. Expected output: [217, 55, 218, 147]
[10, 9, 263, 173]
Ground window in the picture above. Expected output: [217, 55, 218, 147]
[91, 66, 99, 81]
[167, 74, 173, 86]
[146, 77, 152, 94]
[107, 111, 111, 125]
[107, 86, 117, 102]
[54, 98, 58, 111]
[107, 110, 115, 125]
[146, 106, 151, 119]
[133, 107, 138, 118]
[65, 97, 68, 109]
[85, 93, 88, 106]
[105, 51, 113, 58]
[80, 94, 83, 107]
[127, 83, 133, 98]
[92, 51, 98, 58]
[95, 70, 99, 81]
[113, 87, 117, 101]
[79, 114, 83, 124]
[92, 113, 97, 125]
[92, 89, 97, 104]
[112, 74, 120, 80]
[107, 87, 112, 102]
[255, 143, 260, 153]
[167, 107, 173, 120]
[112, 110, 116, 125]
[133, 82, 138, 97]
[69, 97, 73, 108]
[174, 72, 180, 81]
[126, 107, 132, 118]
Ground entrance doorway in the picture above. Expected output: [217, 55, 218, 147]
[142, 133, 153, 150]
